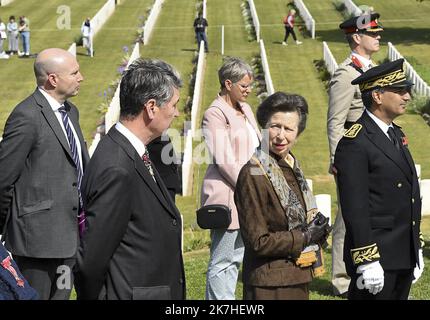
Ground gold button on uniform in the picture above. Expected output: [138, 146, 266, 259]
[397, 183, 402, 188]
[413, 221, 416, 226]
[412, 198, 415, 204]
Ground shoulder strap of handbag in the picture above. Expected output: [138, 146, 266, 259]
[197, 106, 232, 209]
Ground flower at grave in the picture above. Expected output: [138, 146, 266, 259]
[117, 66, 126, 75]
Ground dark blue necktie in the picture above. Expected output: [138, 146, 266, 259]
[387, 127, 400, 151]
[59, 106, 86, 237]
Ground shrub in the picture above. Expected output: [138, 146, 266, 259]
[241, 0, 257, 42]
[74, 34, 83, 46]
[314, 59, 331, 90]
[407, 95, 430, 119]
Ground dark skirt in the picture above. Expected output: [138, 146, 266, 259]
[243, 283, 309, 300]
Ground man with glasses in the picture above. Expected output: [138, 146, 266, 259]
[334, 59, 424, 300]
[327, 13, 383, 298]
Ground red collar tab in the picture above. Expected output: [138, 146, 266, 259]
[351, 55, 363, 69]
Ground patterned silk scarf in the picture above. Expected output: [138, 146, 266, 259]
[252, 148, 317, 230]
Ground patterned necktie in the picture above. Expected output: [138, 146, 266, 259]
[387, 127, 400, 151]
[58, 106, 86, 237]
[142, 149, 156, 182]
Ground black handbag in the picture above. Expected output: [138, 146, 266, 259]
[196, 106, 233, 230]
[196, 204, 232, 229]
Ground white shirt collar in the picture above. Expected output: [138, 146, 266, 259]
[38, 87, 63, 111]
[115, 122, 146, 158]
[366, 109, 392, 138]
[351, 52, 374, 70]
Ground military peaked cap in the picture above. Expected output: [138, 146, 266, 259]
[351, 58, 414, 92]
[339, 13, 383, 34]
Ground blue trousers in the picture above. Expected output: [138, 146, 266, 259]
[21, 31, 30, 54]
[205, 229, 244, 300]
[196, 31, 208, 51]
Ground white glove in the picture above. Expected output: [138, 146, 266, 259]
[357, 261, 384, 295]
[413, 249, 424, 284]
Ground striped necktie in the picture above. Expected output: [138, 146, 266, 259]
[59, 106, 86, 237]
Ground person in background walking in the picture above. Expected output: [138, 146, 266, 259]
[282, 9, 302, 46]
[193, 12, 209, 53]
[81, 17, 92, 57]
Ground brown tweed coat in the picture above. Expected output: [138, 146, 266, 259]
[234, 155, 313, 289]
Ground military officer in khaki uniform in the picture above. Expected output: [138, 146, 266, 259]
[327, 13, 384, 297]
[334, 59, 424, 299]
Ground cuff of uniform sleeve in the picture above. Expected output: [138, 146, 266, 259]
[419, 232, 425, 248]
[350, 243, 381, 266]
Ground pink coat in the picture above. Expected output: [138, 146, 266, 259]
[200, 95, 262, 230]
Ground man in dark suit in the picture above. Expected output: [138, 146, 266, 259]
[335, 59, 424, 300]
[147, 135, 181, 202]
[0, 48, 89, 299]
[75, 58, 186, 300]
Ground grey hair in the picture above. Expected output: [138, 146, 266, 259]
[218, 57, 253, 89]
[120, 58, 182, 119]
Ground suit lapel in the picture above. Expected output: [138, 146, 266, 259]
[134, 154, 178, 219]
[363, 113, 412, 182]
[34, 90, 73, 160]
[393, 125, 415, 176]
[65, 101, 90, 168]
[109, 127, 178, 219]
[153, 167, 181, 217]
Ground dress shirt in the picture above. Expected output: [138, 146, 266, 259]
[38, 88, 83, 172]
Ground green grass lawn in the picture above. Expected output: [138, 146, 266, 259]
[140, 0, 199, 135]
[0, 0, 107, 136]
[177, 0, 260, 245]
[355, 0, 430, 83]
[181, 0, 430, 300]
[71, 0, 154, 142]
[1, 0, 430, 300]
[301, 0, 430, 179]
[254, 0, 338, 215]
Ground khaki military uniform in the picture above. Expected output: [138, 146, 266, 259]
[327, 56, 368, 167]
[327, 55, 373, 295]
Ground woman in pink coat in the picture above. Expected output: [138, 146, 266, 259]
[201, 57, 261, 300]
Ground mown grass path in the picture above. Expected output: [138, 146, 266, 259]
[0, 0, 106, 135]
[73, 0, 153, 142]
[355, 0, 430, 83]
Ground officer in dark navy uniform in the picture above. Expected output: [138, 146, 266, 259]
[328, 12, 384, 297]
[334, 59, 425, 300]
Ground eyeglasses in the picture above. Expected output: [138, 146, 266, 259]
[235, 82, 254, 90]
